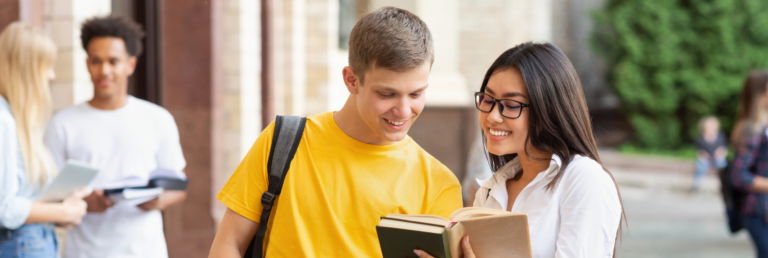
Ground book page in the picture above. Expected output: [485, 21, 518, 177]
[378, 218, 446, 234]
[445, 212, 531, 258]
[446, 223, 467, 258]
[150, 168, 187, 180]
[384, 214, 449, 227]
[448, 207, 510, 221]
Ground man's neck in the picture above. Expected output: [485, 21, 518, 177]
[333, 99, 393, 146]
[88, 94, 129, 110]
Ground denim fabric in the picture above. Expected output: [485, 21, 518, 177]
[0, 224, 58, 258]
[744, 215, 768, 258]
[692, 157, 727, 190]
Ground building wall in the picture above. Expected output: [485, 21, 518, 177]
[458, 0, 554, 93]
[44, 0, 111, 111]
[212, 0, 261, 227]
[0, 0, 19, 30]
[0, 0, 44, 30]
[555, 0, 614, 110]
[159, 0, 219, 256]
[271, 0, 341, 117]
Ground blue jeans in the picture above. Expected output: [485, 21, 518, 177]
[744, 215, 768, 258]
[692, 157, 727, 190]
[0, 224, 58, 258]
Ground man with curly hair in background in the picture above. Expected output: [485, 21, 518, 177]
[45, 16, 187, 258]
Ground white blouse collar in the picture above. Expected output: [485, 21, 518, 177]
[479, 154, 563, 189]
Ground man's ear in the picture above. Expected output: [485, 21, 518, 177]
[342, 66, 361, 94]
[126, 56, 138, 76]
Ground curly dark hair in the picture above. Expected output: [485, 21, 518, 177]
[80, 16, 144, 57]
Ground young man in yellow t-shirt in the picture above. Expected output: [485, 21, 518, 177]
[208, 7, 462, 257]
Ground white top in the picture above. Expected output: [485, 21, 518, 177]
[0, 96, 54, 229]
[45, 96, 186, 258]
[473, 154, 622, 258]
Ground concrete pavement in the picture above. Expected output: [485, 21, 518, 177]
[616, 186, 752, 257]
[602, 150, 754, 257]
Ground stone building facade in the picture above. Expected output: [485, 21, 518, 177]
[0, 0, 609, 257]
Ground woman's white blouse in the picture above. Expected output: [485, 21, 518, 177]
[473, 154, 622, 258]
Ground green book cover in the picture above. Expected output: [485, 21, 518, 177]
[376, 225, 451, 258]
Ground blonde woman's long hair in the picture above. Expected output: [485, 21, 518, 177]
[0, 22, 57, 187]
[731, 71, 768, 145]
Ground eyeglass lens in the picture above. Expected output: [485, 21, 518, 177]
[475, 93, 523, 118]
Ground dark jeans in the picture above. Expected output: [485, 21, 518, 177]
[0, 223, 58, 258]
[744, 215, 768, 258]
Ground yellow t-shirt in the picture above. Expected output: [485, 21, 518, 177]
[217, 111, 462, 257]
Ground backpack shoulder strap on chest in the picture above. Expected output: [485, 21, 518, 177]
[245, 115, 306, 258]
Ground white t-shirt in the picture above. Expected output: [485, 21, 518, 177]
[473, 154, 622, 258]
[45, 96, 186, 258]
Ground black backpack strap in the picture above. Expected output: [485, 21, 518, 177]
[244, 115, 306, 258]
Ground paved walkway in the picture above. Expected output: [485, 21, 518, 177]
[617, 186, 752, 257]
[602, 150, 754, 258]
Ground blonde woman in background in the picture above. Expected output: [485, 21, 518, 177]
[0, 22, 89, 258]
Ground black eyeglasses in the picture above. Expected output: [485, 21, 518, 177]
[474, 92, 530, 119]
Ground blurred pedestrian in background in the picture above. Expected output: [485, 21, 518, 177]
[0, 22, 89, 258]
[691, 116, 727, 192]
[45, 16, 187, 258]
[730, 71, 768, 258]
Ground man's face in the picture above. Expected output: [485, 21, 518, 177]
[85, 37, 136, 100]
[354, 62, 430, 144]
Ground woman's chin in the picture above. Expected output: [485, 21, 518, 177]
[486, 146, 517, 156]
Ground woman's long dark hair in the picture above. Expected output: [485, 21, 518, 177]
[479, 42, 625, 254]
[731, 71, 768, 145]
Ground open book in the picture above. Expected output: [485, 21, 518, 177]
[376, 207, 531, 258]
[104, 168, 188, 205]
[104, 187, 163, 204]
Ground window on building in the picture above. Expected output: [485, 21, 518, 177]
[338, 0, 358, 49]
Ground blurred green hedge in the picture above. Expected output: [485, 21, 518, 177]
[592, 0, 768, 150]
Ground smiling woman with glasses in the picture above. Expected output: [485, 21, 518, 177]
[416, 42, 625, 258]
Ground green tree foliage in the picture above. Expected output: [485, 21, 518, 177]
[592, 0, 768, 150]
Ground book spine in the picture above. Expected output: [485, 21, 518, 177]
[442, 229, 452, 258]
